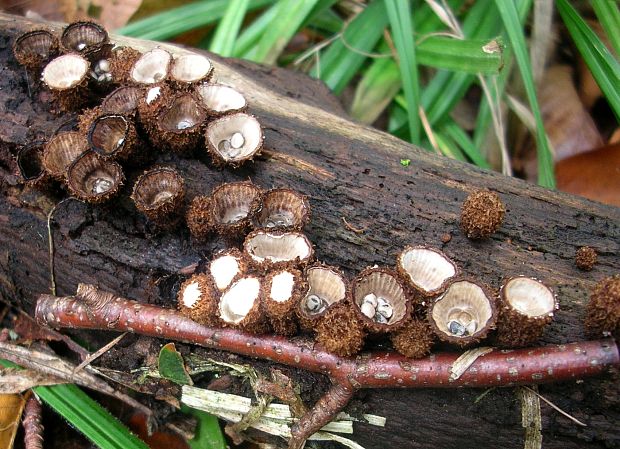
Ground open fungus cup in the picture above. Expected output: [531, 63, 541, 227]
[243, 230, 314, 272]
[66, 151, 124, 203]
[428, 278, 497, 347]
[263, 268, 305, 336]
[60, 21, 108, 55]
[396, 246, 458, 298]
[41, 53, 91, 111]
[129, 48, 172, 85]
[209, 181, 263, 237]
[108, 47, 143, 84]
[297, 264, 348, 330]
[195, 83, 247, 116]
[43, 131, 89, 181]
[208, 248, 248, 292]
[218, 276, 267, 333]
[13, 29, 59, 70]
[101, 85, 144, 115]
[205, 113, 263, 167]
[88, 114, 138, 161]
[131, 166, 185, 226]
[178, 273, 220, 326]
[255, 188, 310, 231]
[170, 54, 213, 87]
[150, 93, 206, 153]
[17, 142, 50, 189]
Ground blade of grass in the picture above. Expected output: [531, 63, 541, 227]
[440, 119, 490, 168]
[417, 36, 504, 73]
[182, 405, 226, 449]
[2, 358, 148, 449]
[385, 0, 420, 143]
[495, 0, 555, 187]
[592, 0, 620, 56]
[208, 0, 250, 56]
[435, 131, 467, 161]
[247, 0, 321, 64]
[557, 0, 620, 121]
[117, 0, 273, 41]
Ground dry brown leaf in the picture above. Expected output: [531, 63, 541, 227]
[91, 0, 143, 31]
[0, 393, 25, 449]
[556, 141, 620, 207]
[0, 367, 65, 393]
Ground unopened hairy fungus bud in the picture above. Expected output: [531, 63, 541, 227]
[584, 275, 620, 338]
[186, 195, 212, 241]
[460, 189, 505, 239]
[575, 246, 597, 271]
[391, 318, 435, 359]
[315, 302, 365, 357]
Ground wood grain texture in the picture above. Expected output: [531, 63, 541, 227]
[0, 13, 618, 449]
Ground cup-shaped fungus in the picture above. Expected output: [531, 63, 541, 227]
[60, 21, 108, 54]
[263, 268, 305, 336]
[396, 246, 458, 298]
[218, 276, 267, 333]
[352, 267, 411, 333]
[170, 54, 213, 87]
[129, 48, 172, 85]
[17, 142, 50, 189]
[195, 84, 247, 117]
[108, 47, 143, 84]
[178, 273, 219, 326]
[101, 85, 144, 115]
[460, 189, 505, 239]
[131, 166, 185, 227]
[150, 93, 206, 153]
[41, 54, 91, 111]
[584, 275, 620, 339]
[88, 114, 138, 161]
[186, 195, 212, 241]
[209, 181, 263, 237]
[43, 131, 89, 181]
[12, 30, 59, 70]
[205, 113, 263, 167]
[428, 278, 497, 347]
[297, 264, 348, 329]
[254, 188, 310, 231]
[208, 248, 247, 292]
[495, 277, 556, 348]
[390, 319, 435, 359]
[66, 151, 124, 203]
[243, 230, 313, 272]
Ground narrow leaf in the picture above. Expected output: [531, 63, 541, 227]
[209, 0, 250, 57]
[182, 405, 226, 449]
[417, 37, 504, 74]
[592, 0, 620, 56]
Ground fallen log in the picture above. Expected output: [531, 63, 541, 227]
[0, 13, 618, 449]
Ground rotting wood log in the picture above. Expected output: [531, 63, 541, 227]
[0, 13, 618, 449]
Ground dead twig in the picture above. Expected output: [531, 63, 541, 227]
[523, 386, 588, 427]
[341, 216, 366, 234]
[22, 394, 44, 449]
[74, 332, 127, 373]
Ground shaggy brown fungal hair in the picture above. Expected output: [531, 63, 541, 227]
[460, 190, 505, 239]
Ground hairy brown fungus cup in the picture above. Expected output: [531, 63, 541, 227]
[195, 84, 247, 116]
[460, 189, 505, 239]
[101, 85, 144, 115]
[43, 131, 89, 181]
[390, 318, 435, 359]
[60, 21, 108, 55]
[243, 230, 313, 272]
[13, 29, 59, 70]
[315, 301, 366, 357]
[495, 277, 556, 348]
[209, 181, 263, 237]
[205, 113, 263, 167]
[575, 246, 598, 271]
[88, 114, 138, 161]
[208, 248, 247, 292]
[131, 166, 185, 227]
[129, 48, 172, 85]
[585, 275, 620, 338]
[218, 276, 267, 333]
[170, 54, 213, 87]
[108, 47, 142, 84]
[352, 267, 411, 333]
[17, 142, 50, 189]
[297, 264, 348, 330]
[178, 273, 219, 325]
[263, 268, 305, 336]
[255, 188, 310, 231]
[186, 195, 212, 241]
[396, 246, 458, 300]
[41, 53, 91, 111]
[66, 151, 124, 203]
[136, 83, 174, 129]
[428, 278, 497, 347]
[149, 93, 206, 153]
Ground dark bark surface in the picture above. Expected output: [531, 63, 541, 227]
[0, 14, 618, 449]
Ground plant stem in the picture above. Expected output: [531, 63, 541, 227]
[23, 395, 44, 449]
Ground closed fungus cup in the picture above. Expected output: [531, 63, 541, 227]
[575, 246, 597, 271]
[209, 181, 263, 237]
[195, 84, 247, 117]
[170, 54, 213, 88]
[205, 113, 263, 167]
[186, 195, 212, 241]
[41, 53, 91, 111]
[584, 275, 620, 338]
[13, 29, 59, 70]
[131, 166, 185, 226]
[390, 318, 435, 359]
[495, 277, 556, 348]
[397, 246, 458, 299]
[88, 114, 138, 161]
[208, 248, 248, 292]
[101, 85, 144, 115]
[129, 48, 172, 85]
[17, 142, 50, 189]
[243, 230, 314, 272]
[149, 93, 207, 153]
[107, 47, 142, 84]
[315, 301, 366, 357]
[428, 278, 497, 347]
[255, 188, 310, 231]
[178, 273, 219, 325]
[352, 267, 411, 333]
[43, 131, 89, 181]
[66, 151, 124, 203]
[218, 275, 267, 333]
[263, 268, 305, 336]
[60, 21, 108, 55]
[460, 189, 506, 239]
[297, 264, 348, 330]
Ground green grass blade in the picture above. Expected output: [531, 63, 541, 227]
[310, 0, 389, 94]
[209, 0, 250, 56]
[440, 119, 490, 168]
[592, 0, 620, 56]
[495, 0, 555, 188]
[417, 37, 503, 73]
[118, 0, 273, 41]
[434, 131, 467, 161]
[385, 0, 420, 143]
[182, 405, 226, 449]
[247, 0, 321, 64]
[558, 0, 620, 121]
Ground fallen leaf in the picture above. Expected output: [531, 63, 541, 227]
[91, 0, 143, 31]
[0, 393, 26, 449]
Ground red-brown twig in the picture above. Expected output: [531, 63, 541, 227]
[35, 286, 620, 448]
[22, 394, 44, 449]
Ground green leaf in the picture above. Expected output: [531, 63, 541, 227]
[592, 0, 620, 56]
[440, 119, 490, 168]
[1, 360, 148, 449]
[158, 343, 193, 385]
[385, 0, 420, 143]
[182, 405, 226, 449]
[209, 0, 250, 56]
[495, 0, 555, 188]
[117, 0, 273, 41]
[557, 0, 620, 122]
[417, 37, 504, 73]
